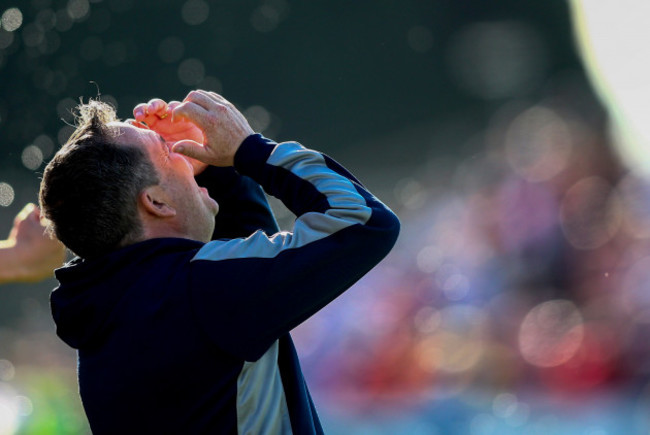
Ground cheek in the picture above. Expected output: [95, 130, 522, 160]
[174, 154, 194, 173]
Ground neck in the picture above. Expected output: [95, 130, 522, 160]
[141, 223, 194, 241]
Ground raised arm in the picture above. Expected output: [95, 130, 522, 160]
[195, 166, 279, 239]
[172, 91, 400, 361]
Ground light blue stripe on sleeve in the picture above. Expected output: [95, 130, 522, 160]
[236, 341, 292, 435]
[267, 142, 370, 213]
[192, 142, 372, 263]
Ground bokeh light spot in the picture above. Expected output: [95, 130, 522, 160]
[414, 306, 441, 335]
[618, 174, 650, 239]
[447, 21, 547, 99]
[38, 31, 61, 55]
[1, 8, 23, 32]
[416, 245, 442, 274]
[518, 299, 584, 368]
[243, 105, 271, 133]
[181, 0, 209, 26]
[55, 8, 74, 32]
[505, 106, 573, 182]
[67, 0, 90, 20]
[22, 22, 44, 48]
[56, 97, 77, 123]
[251, 5, 280, 32]
[0, 360, 15, 382]
[559, 177, 622, 250]
[197, 75, 223, 93]
[417, 305, 488, 374]
[58, 125, 75, 145]
[492, 392, 517, 418]
[35, 8, 57, 31]
[0, 182, 15, 207]
[15, 396, 33, 417]
[250, 0, 289, 32]
[491, 393, 530, 427]
[395, 177, 427, 210]
[442, 273, 469, 301]
[178, 58, 205, 86]
[22, 145, 44, 170]
[470, 413, 497, 435]
[33, 134, 55, 158]
[621, 257, 650, 314]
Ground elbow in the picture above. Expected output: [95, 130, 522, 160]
[384, 210, 401, 250]
[366, 208, 400, 258]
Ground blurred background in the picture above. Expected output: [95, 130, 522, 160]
[1, 0, 650, 433]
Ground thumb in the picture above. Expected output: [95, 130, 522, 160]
[172, 140, 205, 160]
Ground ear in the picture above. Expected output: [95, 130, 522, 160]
[139, 186, 176, 218]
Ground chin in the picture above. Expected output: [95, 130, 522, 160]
[208, 198, 219, 216]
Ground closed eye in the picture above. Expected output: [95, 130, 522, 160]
[158, 135, 170, 156]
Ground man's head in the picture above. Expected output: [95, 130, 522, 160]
[40, 100, 218, 259]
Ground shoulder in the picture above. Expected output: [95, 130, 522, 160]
[191, 231, 287, 263]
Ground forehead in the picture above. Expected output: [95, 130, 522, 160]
[106, 121, 166, 162]
[107, 121, 156, 147]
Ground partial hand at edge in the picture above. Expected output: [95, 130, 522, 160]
[0, 203, 66, 284]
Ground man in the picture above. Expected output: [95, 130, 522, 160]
[40, 90, 400, 433]
[0, 203, 65, 284]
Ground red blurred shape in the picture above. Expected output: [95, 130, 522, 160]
[539, 323, 621, 393]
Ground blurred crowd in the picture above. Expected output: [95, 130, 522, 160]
[291, 89, 650, 433]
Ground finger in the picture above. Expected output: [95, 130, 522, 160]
[133, 103, 147, 121]
[183, 90, 223, 111]
[199, 90, 233, 108]
[167, 100, 182, 110]
[206, 91, 231, 106]
[172, 101, 209, 124]
[161, 101, 182, 121]
[146, 99, 168, 115]
[16, 203, 36, 221]
[171, 140, 206, 161]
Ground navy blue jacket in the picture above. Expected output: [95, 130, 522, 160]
[50, 134, 400, 434]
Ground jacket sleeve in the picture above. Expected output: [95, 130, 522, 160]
[194, 165, 279, 240]
[189, 134, 401, 361]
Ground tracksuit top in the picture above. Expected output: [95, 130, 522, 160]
[50, 134, 400, 434]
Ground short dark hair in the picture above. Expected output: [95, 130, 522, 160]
[39, 100, 159, 259]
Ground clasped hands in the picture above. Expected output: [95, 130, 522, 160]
[129, 90, 254, 173]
